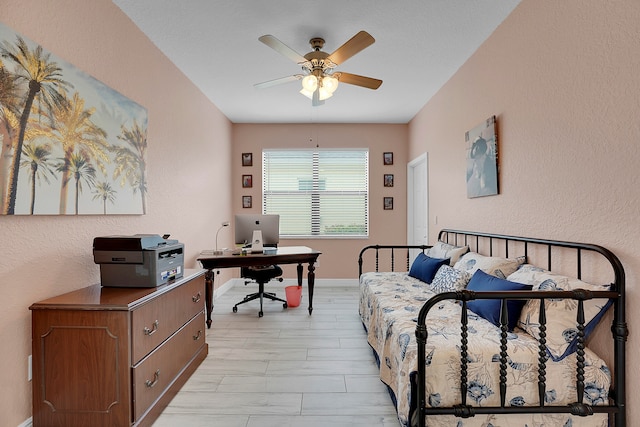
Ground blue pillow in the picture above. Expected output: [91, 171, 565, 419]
[466, 270, 533, 331]
[409, 253, 449, 284]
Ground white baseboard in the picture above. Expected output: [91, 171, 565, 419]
[213, 277, 358, 299]
[279, 278, 359, 286]
[212, 278, 237, 299]
[17, 417, 32, 427]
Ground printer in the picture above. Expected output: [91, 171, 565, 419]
[93, 234, 184, 287]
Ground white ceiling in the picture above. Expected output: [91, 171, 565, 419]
[112, 0, 521, 124]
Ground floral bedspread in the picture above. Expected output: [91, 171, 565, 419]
[359, 272, 610, 427]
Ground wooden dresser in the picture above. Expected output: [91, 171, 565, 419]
[30, 269, 208, 427]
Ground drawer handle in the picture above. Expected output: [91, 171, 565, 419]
[145, 369, 160, 388]
[193, 330, 202, 340]
[143, 320, 159, 336]
[192, 292, 201, 303]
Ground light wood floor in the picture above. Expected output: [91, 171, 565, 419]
[153, 281, 400, 427]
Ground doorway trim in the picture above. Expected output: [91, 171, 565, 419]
[407, 153, 428, 248]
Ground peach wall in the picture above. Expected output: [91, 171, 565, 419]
[1, 1, 233, 425]
[231, 123, 408, 279]
[409, 0, 640, 423]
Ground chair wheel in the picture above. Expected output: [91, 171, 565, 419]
[258, 311, 263, 317]
[283, 303, 288, 309]
[232, 306, 237, 313]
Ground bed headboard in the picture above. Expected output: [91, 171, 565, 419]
[437, 229, 625, 295]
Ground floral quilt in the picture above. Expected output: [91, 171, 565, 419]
[359, 272, 610, 427]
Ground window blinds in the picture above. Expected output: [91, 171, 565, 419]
[262, 149, 369, 238]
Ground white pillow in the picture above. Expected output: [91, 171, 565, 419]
[453, 251, 525, 279]
[427, 241, 469, 266]
[508, 264, 612, 361]
[429, 265, 472, 293]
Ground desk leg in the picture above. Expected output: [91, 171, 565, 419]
[296, 263, 303, 286]
[205, 269, 214, 328]
[307, 261, 316, 315]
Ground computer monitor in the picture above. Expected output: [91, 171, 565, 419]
[234, 214, 280, 247]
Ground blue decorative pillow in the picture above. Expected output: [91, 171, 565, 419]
[408, 253, 450, 284]
[466, 270, 533, 331]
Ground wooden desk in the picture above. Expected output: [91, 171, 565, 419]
[198, 246, 321, 328]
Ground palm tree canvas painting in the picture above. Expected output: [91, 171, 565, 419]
[0, 21, 148, 215]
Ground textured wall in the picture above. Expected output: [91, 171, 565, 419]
[409, 0, 640, 423]
[1, 1, 232, 425]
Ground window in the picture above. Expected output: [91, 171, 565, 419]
[262, 149, 369, 238]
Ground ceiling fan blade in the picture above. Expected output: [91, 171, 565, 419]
[259, 35, 307, 64]
[336, 72, 383, 90]
[327, 31, 375, 65]
[254, 75, 302, 89]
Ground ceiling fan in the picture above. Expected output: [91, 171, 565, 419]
[254, 30, 383, 106]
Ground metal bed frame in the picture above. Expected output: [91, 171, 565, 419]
[358, 229, 627, 427]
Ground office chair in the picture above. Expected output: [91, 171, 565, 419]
[233, 265, 287, 317]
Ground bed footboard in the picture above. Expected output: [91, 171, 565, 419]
[414, 288, 622, 427]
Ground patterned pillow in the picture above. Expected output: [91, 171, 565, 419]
[429, 265, 472, 293]
[426, 241, 469, 265]
[507, 264, 612, 361]
[453, 252, 525, 279]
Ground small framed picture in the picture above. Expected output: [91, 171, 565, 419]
[384, 174, 394, 187]
[242, 152, 253, 167]
[242, 195, 252, 208]
[384, 197, 394, 210]
[383, 152, 393, 165]
[242, 174, 252, 188]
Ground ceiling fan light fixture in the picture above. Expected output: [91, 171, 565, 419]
[301, 74, 318, 92]
[299, 87, 315, 99]
[322, 75, 339, 94]
[318, 86, 333, 101]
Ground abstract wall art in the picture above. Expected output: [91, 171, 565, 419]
[466, 115, 498, 198]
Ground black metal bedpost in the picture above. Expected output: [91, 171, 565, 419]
[575, 299, 586, 404]
[459, 300, 469, 406]
[391, 247, 395, 271]
[537, 299, 548, 406]
[569, 296, 592, 417]
[499, 299, 509, 407]
[611, 257, 627, 427]
[612, 314, 628, 427]
[415, 318, 428, 427]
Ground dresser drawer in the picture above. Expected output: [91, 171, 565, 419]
[132, 311, 206, 420]
[131, 275, 204, 363]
